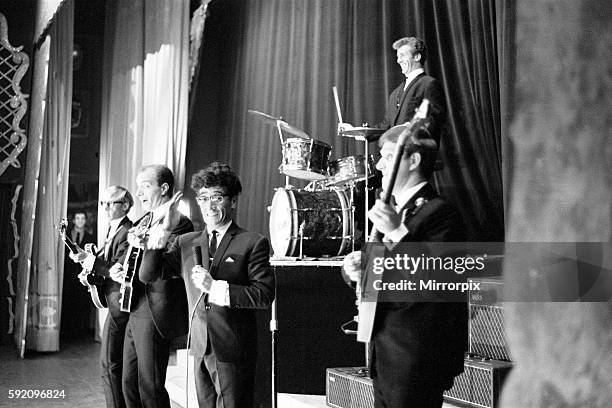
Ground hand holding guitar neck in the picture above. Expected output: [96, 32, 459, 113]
[367, 99, 430, 242]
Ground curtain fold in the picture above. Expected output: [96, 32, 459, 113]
[99, 0, 189, 228]
[15, 0, 73, 353]
[97, 0, 189, 339]
[188, 0, 509, 242]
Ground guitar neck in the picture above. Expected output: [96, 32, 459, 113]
[62, 235, 78, 254]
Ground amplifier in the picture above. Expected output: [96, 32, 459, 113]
[326, 367, 374, 408]
[469, 277, 511, 361]
[444, 356, 513, 408]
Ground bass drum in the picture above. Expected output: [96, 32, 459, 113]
[269, 188, 352, 257]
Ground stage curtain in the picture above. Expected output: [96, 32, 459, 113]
[99, 0, 189, 224]
[96, 0, 189, 338]
[188, 0, 510, 242]
[15, 0, 73, 353]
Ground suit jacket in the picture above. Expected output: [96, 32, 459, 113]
[140, 221, 275, 361]
[137, 214, 193, 339]
[91, 216, 132, 322]
[372, 183, 468, 386]
[380, 73, 446, 143]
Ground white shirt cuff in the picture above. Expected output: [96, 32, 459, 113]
[208, 280, 230, 306]
[82, 253, 96, 271]
[385, 224, 409, 243]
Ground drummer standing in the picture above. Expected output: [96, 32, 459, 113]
[340, 36, 446, 142]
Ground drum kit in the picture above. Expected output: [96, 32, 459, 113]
[249, 109, 385, 259]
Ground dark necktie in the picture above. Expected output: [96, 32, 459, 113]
[104, 225, 112, 260]
[75, 232, 81, 244]
[209, 230, 218, 258]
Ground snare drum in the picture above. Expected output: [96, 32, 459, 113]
[327, 155, 376, 186]
[280, 138, 331, 180]
[269, 188, 352, 257]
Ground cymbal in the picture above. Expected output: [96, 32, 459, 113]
[248, 109, 310, 139]
[339, 127, 386, 142]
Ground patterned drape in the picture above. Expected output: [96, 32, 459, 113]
[15, 0, 73, 354]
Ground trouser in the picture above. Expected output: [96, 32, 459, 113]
[193, 345, 255, 408]
[122, 315, 171, 408]
[101, 312, 128, 408]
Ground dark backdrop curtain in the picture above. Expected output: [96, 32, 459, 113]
[187, 0, 511, 242]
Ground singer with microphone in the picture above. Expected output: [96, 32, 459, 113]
[140, 162, 274, 408]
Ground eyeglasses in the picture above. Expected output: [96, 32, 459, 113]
[100, 200, 124, 207]
[195, 194, 229, 204]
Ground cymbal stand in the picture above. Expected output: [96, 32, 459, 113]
[276, 119, 291, 189]
[348, 181, 356, 253]
[356, 135, 369, 239]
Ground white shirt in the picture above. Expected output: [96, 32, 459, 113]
[207, 219, 232, 249]
[385, 181, 428, 242]
[82, 216, 128, 270]
[207, 220, 234, 307]
[403, 68, 424, 90]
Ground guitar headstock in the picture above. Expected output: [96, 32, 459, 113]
[59, 218, 69, 237]
[397, 99, 430, 147]
[414, 98, 430, 120]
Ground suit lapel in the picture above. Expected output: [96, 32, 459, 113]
[211, 222, 239, 269]
[393, 73, 425, 124]
[399, 183, 436, 224]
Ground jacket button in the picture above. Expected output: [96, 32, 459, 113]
[205, 304, 211, 310]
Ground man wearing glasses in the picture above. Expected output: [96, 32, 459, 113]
[68, 185, 134, 408]
[140, 161, 275, 408]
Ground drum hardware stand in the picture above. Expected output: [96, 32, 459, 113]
[298, 222, 305, 259]
[357, 134, 370, 239]
[348, 181, 356, 252]
[270, 293, 278, 408]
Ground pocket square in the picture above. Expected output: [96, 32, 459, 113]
[225, 257, 235, 263]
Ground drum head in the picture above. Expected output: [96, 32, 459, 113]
[269, 189, 296, 257]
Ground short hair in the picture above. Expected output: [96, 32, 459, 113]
[378, 119, 438, 178]
[392, 36, 427, 64]
[72, 209, 87, 219]
[107, 185, 134, 209]
[139, 164, 174, 195]
[191, 162, 243, 197]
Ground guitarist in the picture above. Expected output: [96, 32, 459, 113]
[68, 185, 134, 408]
[122, 164, 193, 408]
[342, 125, 467, 408]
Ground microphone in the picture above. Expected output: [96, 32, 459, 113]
[192, 246, 203, 267]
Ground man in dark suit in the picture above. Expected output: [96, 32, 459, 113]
[69, 185, 134, 408]
[140, 162, 275, 408]
[343, 124, 467, 408]
[62, 209, 97, 335]
[339, 37, 445, 143]
[122, 164, 193, 408]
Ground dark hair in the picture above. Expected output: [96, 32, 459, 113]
[378, 119, 438, 178]
[191, 162, 243, 197]
[72, 208, 87, 218]
[392, 36, 427, 64]
[139, 164, 174, 195]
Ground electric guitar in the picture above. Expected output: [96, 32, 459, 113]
[59, 219, 107, 309]
[119, 209, 167, 312]
[357, 99, 431, 342]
